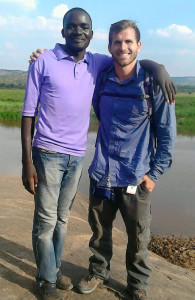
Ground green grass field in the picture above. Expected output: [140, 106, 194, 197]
[0, 89, 25, 121]
[0, 89, 195, 135]
[174, 94, 195, 135]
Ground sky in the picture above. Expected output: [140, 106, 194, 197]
[0, 0, 195, 76]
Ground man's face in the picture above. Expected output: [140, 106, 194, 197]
[108, 28, 142, 67]
[62, 10, 93, 53]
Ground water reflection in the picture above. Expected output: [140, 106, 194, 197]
[0, 121, 195, 236]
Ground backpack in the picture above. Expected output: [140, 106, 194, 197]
[97, 70, 154, 119]
[95, 69, 157, 148]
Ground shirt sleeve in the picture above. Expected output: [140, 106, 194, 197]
[22, 62, 44, 117]
[95, 54, 112, 74]
[147, 88, 176, 182]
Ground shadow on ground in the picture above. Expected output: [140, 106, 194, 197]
[0, 236, 126, 299]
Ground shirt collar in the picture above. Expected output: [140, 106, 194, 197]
[106, 60, 144, 84]
[53, 43, 89, 64]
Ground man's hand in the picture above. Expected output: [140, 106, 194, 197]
[140, 175, 155, 192]
[22, 161, 38, 195]
[29, 48, 44, 64]
[152, 64, 176, 104]
[140, 59, 176, 104]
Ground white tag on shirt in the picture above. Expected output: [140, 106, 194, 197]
[127, 185, 137, 194]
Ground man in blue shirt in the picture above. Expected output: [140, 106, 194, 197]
[77, 20, 176, 299]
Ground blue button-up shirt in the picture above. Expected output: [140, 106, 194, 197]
[89, 61, 176, 186]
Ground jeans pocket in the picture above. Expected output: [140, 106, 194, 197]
[138, 182, 151, 194]
[142, 183, 151, 194]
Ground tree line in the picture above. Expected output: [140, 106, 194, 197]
[1, 83, 195, 93]
[0, 83, 26, 89]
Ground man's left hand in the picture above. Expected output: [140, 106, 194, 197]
[152, 64, 176, 104]
[29, 48, 44, 64]
[140, 175, 155, 192]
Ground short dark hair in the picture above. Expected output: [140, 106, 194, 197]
[63, 7, 92, 28]
[109, 20, 140, 45]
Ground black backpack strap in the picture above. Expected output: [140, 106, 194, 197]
[98, 75, 108, 95]
[99, 71, 153, 103]
[144, 71, 157, 148]
[144, 71, 154, 118]
[94, 68, 110, 112]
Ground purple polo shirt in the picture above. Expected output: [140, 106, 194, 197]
[22, 43, 111, 156]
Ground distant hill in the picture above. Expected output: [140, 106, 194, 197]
[0, 69, 27, 89]
[0, 69, 195, 92]
[171, 77, 195, 86]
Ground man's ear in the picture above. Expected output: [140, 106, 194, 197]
[90, 30, 93, 40]
[137, 41, 142, 53]
[108, 44, 112, 55]
[61, 29, 65, 38]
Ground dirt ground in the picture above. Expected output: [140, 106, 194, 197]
[149, 235, 195, 270]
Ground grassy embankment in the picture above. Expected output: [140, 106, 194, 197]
[0, 89, 24, 121]
[0, 89, 195, 135]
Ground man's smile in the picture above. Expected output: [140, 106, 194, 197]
[118, 53, 130, 56]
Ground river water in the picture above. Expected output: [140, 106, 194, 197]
[0, 122, 194, 236]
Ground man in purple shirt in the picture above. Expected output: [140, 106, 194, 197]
[22, 7, 176, 300]
[22, 8, 104, 300]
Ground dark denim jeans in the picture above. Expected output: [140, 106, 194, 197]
[88, 178, 152, 290]
[32, 147, 83, 283]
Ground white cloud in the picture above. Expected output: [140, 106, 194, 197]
[94, 29, 108, 41]
[37, 16, 47, 27]
[0, 0, 36, 9]
[0, 15, 61, 31]
[4, 42, 15, 49]
[0, 15, 7, 25]
[177, 48, 195, 56]
[171, 24, 192, 34]
[156, 29, 170, 37]
[52, 4, 69, 18]
[152, 24, 195, 39]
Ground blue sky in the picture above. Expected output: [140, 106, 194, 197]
[0, 0, 194, 76]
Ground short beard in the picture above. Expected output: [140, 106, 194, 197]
[115, 54, 137, 68]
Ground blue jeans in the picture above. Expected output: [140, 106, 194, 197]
[32, 147, 84, 283]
